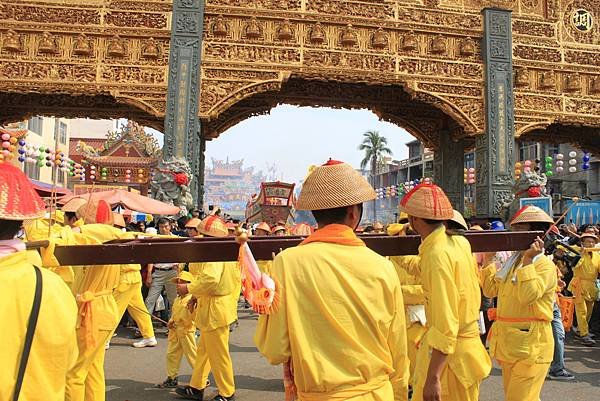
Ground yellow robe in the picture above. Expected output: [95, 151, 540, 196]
[43, 224, 129, 401]
[24, 218, 74, 285]
[187, 262, 240, 397]
[255, 242, 409, 401]
[389, 255, 426, 384]
[568, 249, 600, 337]
[412, 227, 491, 401]
[480, 254, 557, 401]
[167, 293, 197, 378]
[0, 251, 78, 401]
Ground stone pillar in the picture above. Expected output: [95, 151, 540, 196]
[477, 8, 515, 218]
[434, 132, 465, 213]
[163, 0, 204, 203]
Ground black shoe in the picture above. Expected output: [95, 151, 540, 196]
[175, 385, 204, 400]
[212, 395, 236, 401]
[548, 370, 575, 381]
[155, 377, 178, 388]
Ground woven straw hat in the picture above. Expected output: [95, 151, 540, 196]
[296, 159, 376, 211]
[76, 200, 114, 225]
[113, 213, 126, 228]
[61, 198, 88, 213]
[256, 222, 272, 234]
[170, 270, 195, 284]
[450, 210, 468, 230]
[581, 232, 599, 243]
[272, 225, 286, 234]
[373, 222, 384, 230]
[470, 224, 484, 231]
[399, 183, 454, 220]
[185, 217, 201, 228]
[291, 223, 313, 236]
[0, 163, 46, 220]
[197, 215, 228, 237]
[510, 205, 553, 225]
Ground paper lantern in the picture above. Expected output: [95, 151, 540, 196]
[568, 159, 577, 166]
[9, 137, 17, 144]
[569, 166, 577, 173]
[515, 162, 522, 168]
[583, 153, 591, 163]
[1, 133, 10, 141]
[569, 151, 577, 158]
[556, 153, 564, 160]
[556, 160, 564, 167]
[546, 171, 553, 177]
[556, 166, 564, 173]
[582, 162, 590, 170]
[524, 160, 532, 166]
[90, 175, 96, 180]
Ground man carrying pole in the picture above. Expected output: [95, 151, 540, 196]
[255, 159, 409, 401]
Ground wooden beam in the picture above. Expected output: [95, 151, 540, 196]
[50, 231, 541, 265]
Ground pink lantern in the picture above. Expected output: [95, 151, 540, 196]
[524, 160, 532, 167]
[468, 179, 476, 184]
[1, 133, 10, 141]
[468, 167, 475, 173]
[1, 142, 10, 149]
[125, 179, 131, 183]
[125, 169, 131, 174]
[524, 166, 531, 172]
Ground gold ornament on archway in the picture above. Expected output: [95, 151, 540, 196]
[38, 31, 57, 54]
[340, 24, 358, 47]
[245, 17, 261, 39]
[564, 73, 581, 92]
[277, 20, 294, 41]
[107, 35, 126, 58]
[141, 38, 160, 59]
[73, 33, 92, 56]
[402, 31, 418, 51]
[372, 28, 388, 50]
[309, 22, 326, 44]
[515, 68, 530, 87]
[3, 30, 21, 53]
[213, 15, 228, 37]
[430, 35, 447, 54]
[459, 37, 476, 56]
[539, 70, 556, 89]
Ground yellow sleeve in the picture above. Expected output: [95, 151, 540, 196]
[479, 263, 499, 298]
[388, 274, 409, 401]
[188, 263, 224, 297]
[253, 255, 291, 365]
[514, 257, 557, 305]
[401, 284, 424, 305]
[423, 251, 459, 355]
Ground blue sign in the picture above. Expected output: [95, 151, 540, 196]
[519, 197, 553, 216]
[566, 200, 600, 226]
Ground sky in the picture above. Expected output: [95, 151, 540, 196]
[202, 105, 415, 184]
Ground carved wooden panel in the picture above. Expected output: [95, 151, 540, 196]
[0, 0, 599, 150]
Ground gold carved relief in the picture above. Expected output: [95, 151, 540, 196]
[73, 34, 93, 56]
[3, 30, 22, 53]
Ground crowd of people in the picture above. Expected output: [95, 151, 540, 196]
[2, 159, 600, 401]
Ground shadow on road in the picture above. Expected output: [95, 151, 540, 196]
[234, 374, 284, 392]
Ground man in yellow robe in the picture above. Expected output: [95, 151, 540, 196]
[43, 200, 130, 401]
[176, 215, 241, 401]
[0, 163, 78, 401]
[400, 183, 491, 401]
[480, 205, 557, 401]
[255, 159, 409, 401]
[568, 233, 600, 346]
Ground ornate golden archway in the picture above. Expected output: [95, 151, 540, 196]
[1, 0, 600, 215]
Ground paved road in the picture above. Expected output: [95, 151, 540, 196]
[106, 307, 600, 401]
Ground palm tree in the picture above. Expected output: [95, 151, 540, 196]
[358, 130, 393, 221]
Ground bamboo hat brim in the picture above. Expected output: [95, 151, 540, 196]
[296, 160, 376, 211]
[185, 217, 201, 228]
[76, 200, 114, 225]
[198, 215, 228, 237]
[581, 233, 599, 243]
[399, 183, 454, 220]
[0, 163, 46, 221]
[450, 210, 468, 230]
[510, 206, 553, 225]
[61, 198, 88, 213]
[256, 222, 272, 233]
[113, 213, 126, 228]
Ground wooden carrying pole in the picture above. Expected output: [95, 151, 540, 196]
[46, 231, 543, 266]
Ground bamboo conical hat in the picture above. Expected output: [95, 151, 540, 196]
[197, 215, 228, 237]
[510, 205, 553, 225]
[399, 183, 454, 220]
[296, 159, 376, 211]
[450, 210, 468, 230]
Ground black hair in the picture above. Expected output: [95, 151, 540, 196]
[157, 217, 170, 226]
[177, 216, 189, 229]
[64, 211, 77, 221]
[311, 205, 360, 226]
[0, 219, 23, 240]
[446, 220, 465, 231]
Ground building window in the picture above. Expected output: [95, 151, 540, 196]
[58, 121, 67, 145]
[518, 141, 539, 162]
[23, 162, 40, 180]
[51, 167, 66, 186]
[27, 116, 43, 135]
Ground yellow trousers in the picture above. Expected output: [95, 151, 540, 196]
[500, 361, 550, 401]
[190, 325, 235, 397]
[407, 324, 426, 384]
[167, 330, 198, 378]
[65, 329, 112, 401]
[113, 281, 155, 338]
[412, 367, 480, 401]
[575, 299, 595, 337]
